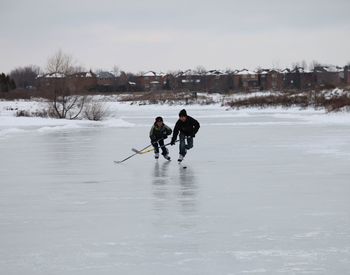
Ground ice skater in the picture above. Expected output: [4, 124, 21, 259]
[149, 116, 172, 160]
[171, 109, 200, 162]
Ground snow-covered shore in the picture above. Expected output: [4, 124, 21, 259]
[1, 92, 350, 139]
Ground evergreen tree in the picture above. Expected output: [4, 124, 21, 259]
[10, 79, 16, 90]
[0, 72, 16, 92]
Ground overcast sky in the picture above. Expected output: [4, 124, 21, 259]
[1, 0, 349, 73]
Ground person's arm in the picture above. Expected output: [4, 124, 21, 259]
[171, 121, 179, 144]
[149, 125, 156, 141]
[164, 124, 172, 136]
[192, 118, 200, 136]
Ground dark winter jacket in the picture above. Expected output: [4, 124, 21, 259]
[171, 116, 200, 143]
[149, 123, 172, 141]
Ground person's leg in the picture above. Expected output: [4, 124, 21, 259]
[152, 141, 159, 154]
[159, 139, 170, 160]
[186, 136, 193, 150]
[159, 139, 167, 155]
[179, 133, 186, 156]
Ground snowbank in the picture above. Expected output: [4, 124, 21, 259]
[1, 91, 350, 139]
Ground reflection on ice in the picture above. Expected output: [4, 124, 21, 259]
[152, 161, 197, 215]
[178, 165, 197, 213]
[152, 161, 171, 186]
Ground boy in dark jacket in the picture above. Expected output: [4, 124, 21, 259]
[171, 109, 200, 162]
[150, 116, 172, 160]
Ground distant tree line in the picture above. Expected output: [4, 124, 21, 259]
[0, 73, 16, 92]
[10, 65, 40, 89]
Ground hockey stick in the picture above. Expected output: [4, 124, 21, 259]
[132, 140, 178, 155]
[114, 138, 164, 164]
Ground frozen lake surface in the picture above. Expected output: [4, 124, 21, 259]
[1, 104, 350, 274]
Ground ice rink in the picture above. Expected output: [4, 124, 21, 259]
[1, 105, 350, 274]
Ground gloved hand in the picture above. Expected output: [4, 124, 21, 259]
[162, 134, 168, 139]
[170, 140, 175, 145]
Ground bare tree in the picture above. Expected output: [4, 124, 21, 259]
[10, 65, 41, 89]
[301, 60, 308, 70]
[167, 70, 181, 76]
[50, 86, 86, 119]
[225, 67, 234, 74]
[46, 50, 85, 119]
[72, 65, 86, 74]
[194, 65, 207, 75]
[290, 60, 307, 70]
[309, 60, 322, 71]
[83, 98, 108, 121]
[291, 61, 300, 69]
[46, 49, 76, 75]
[112, 65, 120, 77]
[271, 60, 281, 70]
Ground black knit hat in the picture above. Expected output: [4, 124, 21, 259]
[179, 109, 187, 117]
[155, 116, 163, 122]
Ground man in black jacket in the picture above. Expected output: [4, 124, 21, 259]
[171, 109, 200, 162]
